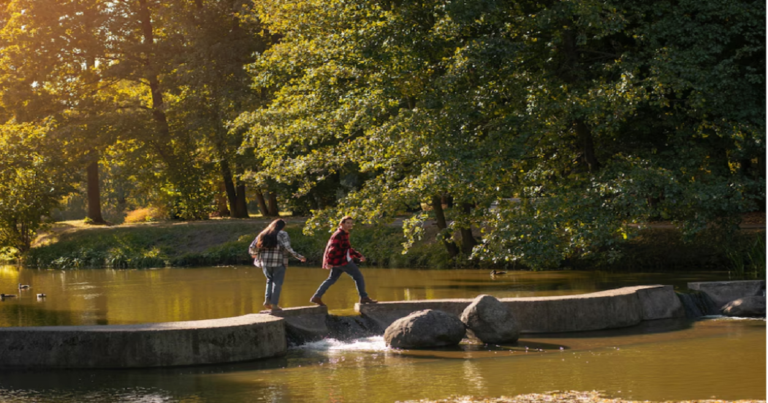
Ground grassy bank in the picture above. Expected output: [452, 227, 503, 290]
[25, 219, 450, 270]
[22, 218, 766, 275]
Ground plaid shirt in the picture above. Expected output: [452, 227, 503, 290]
[322, 228, 363, 269]
[249, 230, 304, 268]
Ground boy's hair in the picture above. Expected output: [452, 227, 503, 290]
[338, 216, 354, 227]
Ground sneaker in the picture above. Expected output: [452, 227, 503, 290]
[359, 297, 378, 304]
[270, 306, 283, 312]
[309, 296, 326, 306]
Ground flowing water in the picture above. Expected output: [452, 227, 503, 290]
[0, 265, 764, 402]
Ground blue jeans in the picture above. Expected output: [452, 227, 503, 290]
[312, 261, 368, 299]
[263, 265, 286, 306]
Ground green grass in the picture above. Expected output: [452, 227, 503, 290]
[23, 220, 765, 271]
[25, 222, 453, 269]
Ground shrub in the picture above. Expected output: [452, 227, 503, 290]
[124, 208, 166, 223]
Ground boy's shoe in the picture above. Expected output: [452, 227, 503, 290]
[309, 296, 326, 306]
[270, 306, 283, 312]
[359, 297, 378, 304]
[263, 303, 273, 310]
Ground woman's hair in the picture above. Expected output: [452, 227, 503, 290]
[338, 216, 354, 227]
[256, 219, 286, 248]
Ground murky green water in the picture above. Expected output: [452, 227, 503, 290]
[0, 265, 764, 402]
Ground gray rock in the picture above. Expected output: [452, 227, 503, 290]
[460, 295, 520, 344]
[721, 296, 766, 318]
[384, 309, 465, 349]
[688, 280, 765, 310]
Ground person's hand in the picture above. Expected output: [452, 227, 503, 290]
[250, 255, 256, 259]
[360, 256, 366, 262]
[300, 257, 307, 262]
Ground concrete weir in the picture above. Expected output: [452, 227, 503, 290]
[0, 314, 286, 369]
[356, 285, 686, 333]
[0, 281, 756, 369]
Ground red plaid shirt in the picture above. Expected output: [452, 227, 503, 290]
[322, 228, 363, 269]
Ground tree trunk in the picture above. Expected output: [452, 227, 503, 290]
[561, 31, 601, 174]
[267, 192, 280, 217]
[757, 154, 766, 212]
[219, 160, 238, 217]
[234, 183, 249, 218]
[432, 195, 459, 258]
[137, 0, 173, 162]
[459, 203, 477, 254]
[86, 160, 106, 224]
[441, 194, 453, 208]
[215, 182, 230, 217]
[575, 120, 600, 173]
[253, 189, 269, 216]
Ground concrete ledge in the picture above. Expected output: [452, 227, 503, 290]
[504, 288, 644, 333]
[265, 306, 329, 343]
[0, 314, 286, 369]
[688, 280, 766, 310]
[357, 286, 678, 334]
[630, 285, 685, 320]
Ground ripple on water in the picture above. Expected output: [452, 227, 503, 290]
[295, 336, 389, 352]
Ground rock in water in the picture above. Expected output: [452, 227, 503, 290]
[460, 294, 520, 344]
[721, 296, 766, 318]
[384, 309, 466, 349]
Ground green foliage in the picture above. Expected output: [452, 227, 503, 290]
[237, 0, 764, 270]
[726, 233, 766, 280]
[0, 0, 277, 223]
[0, 122, 75, 254]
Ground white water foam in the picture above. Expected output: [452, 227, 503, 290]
[296, 336, 389, 352]
[703, 315, 766, 321]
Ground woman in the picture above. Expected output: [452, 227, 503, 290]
[249, 219, 306, 311]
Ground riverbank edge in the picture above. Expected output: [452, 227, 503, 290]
[19, 218, 767, 272]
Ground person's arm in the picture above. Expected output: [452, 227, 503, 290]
[278, 231, 306, 262]
[342, 232, 364, 261]
[248, 236, 260, 257]
[348, 247, 363, 260]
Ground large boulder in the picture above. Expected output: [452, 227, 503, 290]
[384, 309, 466, 349]
[721, 296, 766, 318]
[460, 295, 520, 344]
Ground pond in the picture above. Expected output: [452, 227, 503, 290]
[0, 265, 764, 402]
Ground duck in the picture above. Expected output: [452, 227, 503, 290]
[37, 293, 46, 298]
[1, 294, 17, 299]
[490, 270, 507, 276]
[18, 283, 30, 290]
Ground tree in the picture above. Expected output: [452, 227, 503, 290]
[0, 0, 277, 221]
[0, 121, 75, 254]
[161, 0, 275, 218]
[0, 0, 116, 224]
[239, 0, 764, 269]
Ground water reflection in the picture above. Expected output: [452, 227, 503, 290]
[0, 319, 763, 402]
[0, 266, 737, 327]
[0, 266, 763, 402]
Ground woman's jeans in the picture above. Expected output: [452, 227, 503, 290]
[263, 265, 286, 306]
[312, 261, 368, 299]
